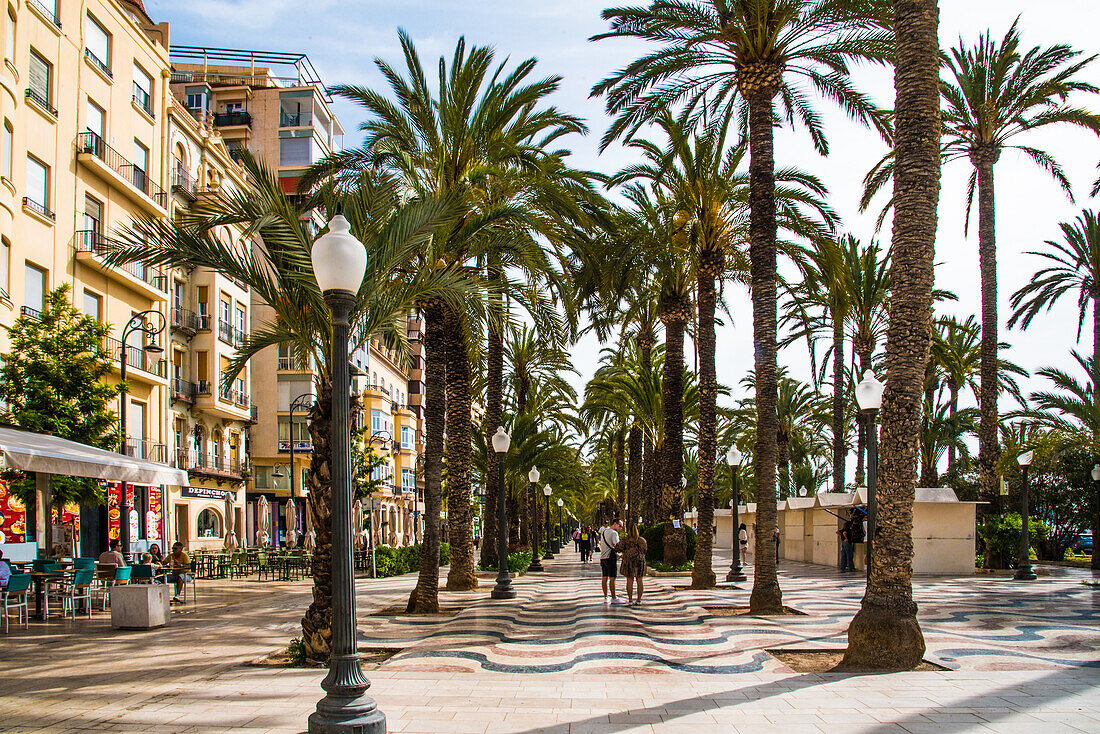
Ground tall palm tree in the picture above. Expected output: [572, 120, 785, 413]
[865, 21, 1100, 506]
[313, 31, 589, 602]
[108, 155, 467, 659]
[592, 0, 890, 615]
[1010, 210, 1100, 383]
[842, 0, 939, 671]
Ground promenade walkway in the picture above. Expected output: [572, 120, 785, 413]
[0, 545, 1097, 733]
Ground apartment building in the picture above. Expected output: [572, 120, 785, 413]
[0, 0, 250, 554]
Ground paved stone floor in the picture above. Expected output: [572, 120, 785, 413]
[0, 547, 1097, 733]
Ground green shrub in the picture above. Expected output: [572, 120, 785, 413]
[648, 560, 693, 572]
[478, 548, 532, 574]
[977, 513, 1050, 566]
[439, 542, 450, 566]
[367, 543, 449, 578]
[641, 522, 696, 562]
[286, 637, 307, 667]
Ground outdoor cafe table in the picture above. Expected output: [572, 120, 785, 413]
[29, 568, 73, 620]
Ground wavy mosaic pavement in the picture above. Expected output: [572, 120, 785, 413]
[358, 549, 1100, 675]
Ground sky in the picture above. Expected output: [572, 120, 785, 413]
[148, 0, 1100, 479]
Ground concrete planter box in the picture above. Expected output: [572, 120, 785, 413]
[110, 584, 171, 629]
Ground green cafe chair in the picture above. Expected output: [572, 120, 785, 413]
[2, 574, 32, 632]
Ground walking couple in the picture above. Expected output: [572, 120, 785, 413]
[597, 519, 647, 606]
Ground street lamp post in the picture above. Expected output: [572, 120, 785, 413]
[1091, 464, 1100, 571]
[725, 446, 746, 583]
[556, 498, 564, 547]
[542, 484, 554, 559]
[119, 310, 165, 559]
[855, 371, 884, 579]
[307, 212, 384, 734]
[491, 428, 516, 599]
[1014, 450, 1037, 581]
[527, 466, 543, 572]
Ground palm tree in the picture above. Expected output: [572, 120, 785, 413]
[842, 0, 939, 671]
[865, 21, 1100, 506]
[108, 155, 466, 659]
[1010, 210, 1100, 384]
[314, 31, 589, 602]
[592, 0, 890, 615]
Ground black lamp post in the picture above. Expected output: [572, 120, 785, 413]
[725, 445, 746, 583]
[491, 427, 516, 599]
[1092, 464, 1100, 572]
[527, 466, 544, 572]
[307, 213, 384, 734]
[119, 310, 165, 559]
[855, 371, 884, 578]
[542, 484, 554, 560]
[556, 498, 564, 547]
[1014, 450, 1037, 581]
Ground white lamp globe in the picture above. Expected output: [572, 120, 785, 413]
[311, 214, 367, 294]
[1018, 450, 1033, 467]
[1092, 464, 1100, 482]
[726, 446, 742, 467]
[491, 426, 510, 454]
[543, 484, 552, 496]
[855, 371, 885, 411]
[557, 498, 564, 507]
[528, 466, 540, 483]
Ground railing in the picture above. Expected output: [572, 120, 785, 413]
[195, 312, 211, 331]
[76, 133, 166, 208]
[124, 438, 169, 464]
[73, 230, 167, 292]
[132, 86, 154, 117]
[170, 307, 199, 333]
[280, 111, 312, 127]
[218, 320, 247, 348]
[84, 48, 111, 78]
[176, 449, 244, 477]
[218, 384, 250, 409]
[20, 305, 42, 321]
[195, 380, 212, 396]
[277, 356, 308, 370]
[278, 439, 314, 453]
[28, 0, 61, 28]
[213, 111, 251, 127]
[169, 70, 304, 89]
[172, 168, 197, 199]
[25, 87, 57, 116]
[22, 196, 54, 220]
[172, 378, 195, 401]
[105, 336, 167, 377]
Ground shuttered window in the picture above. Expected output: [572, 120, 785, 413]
[133, 63, 153, 114]
[28, 51, 50, 105]
[279, 137, 311, 166]
[85, 15, 110, 71]
[25, 156, 47, 208]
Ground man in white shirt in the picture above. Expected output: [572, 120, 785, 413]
[599, 519, 624, 605]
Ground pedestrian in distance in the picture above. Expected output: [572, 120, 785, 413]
[773, 527, 781, 563]
[599, 519, 624, 604]
[738, 522, 749, 566]
[579, 526, 592, 563]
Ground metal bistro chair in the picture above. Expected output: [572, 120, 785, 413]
[2, 574, 32, 632]
[72, 558, 95, 570]
[59, 569, 95, 619]
[98, 566, 132, 610]
[131, 564, 155, 584]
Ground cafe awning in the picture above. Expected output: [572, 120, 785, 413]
[0, 425, 187, 486]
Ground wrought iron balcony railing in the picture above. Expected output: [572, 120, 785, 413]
[76, 133, 167, 208]
[73, 230, 167, 292]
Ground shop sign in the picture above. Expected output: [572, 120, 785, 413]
[181, 486, 236, 501]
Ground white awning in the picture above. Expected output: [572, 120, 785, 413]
[0, 425, 186, 486]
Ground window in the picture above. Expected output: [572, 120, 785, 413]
[84, 14, 110, 74]
[25, 155, 48, 210]
[132, 140, 149, 192]
[0, 238, 9, 298]
[279, 136, 311, 166]
[401, 426, 413, 449]
[82, 289, 101, 321]
[84, 195, 102, 234]
[2, 120, 11, 180]
[402, 469, 416, 490]
[24, 262, 45, 312]
[132, 63, 153, 115]
[235, 305, 246, 338]
[371, 410, 382, 434]
[172, 279, 184, 312]
[4, 9, 14, 64]
[27, 50, 50, 110]
[86, 98, 104, 139]
[185, 92, 204, 112]
[197, 509, 221, 539]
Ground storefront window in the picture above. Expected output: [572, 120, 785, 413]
[197, 508, 222, 538]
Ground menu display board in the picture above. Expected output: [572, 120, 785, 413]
[0, 478, 27, 543]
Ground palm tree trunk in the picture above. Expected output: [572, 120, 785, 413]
[692, 256, 719, 588]
[975, 156, 1000, 513]
[832, 312, 847, 492]
[660, 301, 688, 565]
[843, 0, 937, 669]
[777, 435, 790, 500]
[855, 345, 870, 486]
[407, 302, 446, 612]
[947, 385, 958, 474]
[443, 304, 478, 590]
[638, 330, 658, 525]
[745, 87, 783, 614]
[627, 423, 642, 525]
[301, 380, 333, 660]
[1094, 296, 1100, 570]
[480, 263, 503, 571]
[615, 430, 626, 513]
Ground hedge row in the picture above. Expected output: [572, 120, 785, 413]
[371, 542, 450, 578]
[478, 549, 533, 574]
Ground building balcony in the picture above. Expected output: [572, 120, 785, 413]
[28, 0, 61, 29]
[73, 230, 168, 300]
[217, 320, 247, 348]
[170, 307, 199, 336]
[171, 378, 196, 404]
[278, 439, 314, 453]
[22, 196, 54, 222]
[171, 169, 197, 200]
[195, 313, 212, 332]
[218, 384, 251, 410]
[124, 437, 169, 464]
[249, 405, 259, 425]
[84, 48, 111, 78]
[176, 449, 245, 483]
[25, 87, 57, 117]
[76, 133, 167, 214]
[277, 356, 309, 371]
[106, 336, 167, 383]
[20, 305, 42, 321]
[213, 111, 252, 128]
[132, 87, 155, 119]
[195, 380, 212, 396]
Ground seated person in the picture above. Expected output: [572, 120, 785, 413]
[147, 544, 165, 568]
[140, 552, 153, 565]
[0, 549, 11, 588]
[165, 542, 192, 603]
[97, 539, 127, 568]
